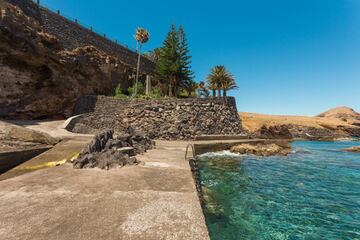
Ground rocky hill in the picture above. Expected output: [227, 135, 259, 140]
[240, 107, 360, 140]
[0, 1, 139, 119]
[317, 107, 360, 126]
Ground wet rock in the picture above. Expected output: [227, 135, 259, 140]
[343, 146, 360, 153]
[230, 141, 292, 156]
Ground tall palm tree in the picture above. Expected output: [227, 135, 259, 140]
[134, 27, 150, 97]
[221, 71, 237, 97]
[206, 65, 237, 97]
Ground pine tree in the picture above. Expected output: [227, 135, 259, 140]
[155, 24, 180, 97]
[155, 24, 194, 97]
[178, 26, 194, 96]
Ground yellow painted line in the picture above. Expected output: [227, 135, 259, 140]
[22, 159, 67, 171]
[20, 152, 80, 171]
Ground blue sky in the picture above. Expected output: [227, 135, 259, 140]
[41, 0, 360, 115]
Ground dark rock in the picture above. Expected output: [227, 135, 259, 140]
[72, 129, 153, 170]
[82, 130, 113, 154]
[258, 125, 292, 139]
[116, 147, 136, 156]
[73, 153, 98, 169]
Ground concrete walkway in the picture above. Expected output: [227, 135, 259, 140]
[0, 140, 209, 240]
[1, 120, 269, 239]
[0, 120, 93, 181]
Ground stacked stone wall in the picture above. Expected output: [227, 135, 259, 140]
[68, 96, 244, 140]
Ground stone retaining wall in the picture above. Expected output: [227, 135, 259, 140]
[5, 0, 154, 73]
[68, 96, 244, 140]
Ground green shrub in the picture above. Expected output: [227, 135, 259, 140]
[128, 82, 146, 96]
[114, 84, 129, 99]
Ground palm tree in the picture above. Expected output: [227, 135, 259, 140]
[134, 27, 150, 97]
[206, 65, 237, 97]
[183, 79, 198, 97]
[221, 72, 237, 97]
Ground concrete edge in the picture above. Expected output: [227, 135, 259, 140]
[62, 114, 84, 130]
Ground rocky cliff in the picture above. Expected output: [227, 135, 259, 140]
[240, 107, 360, 140]
[0, 1, 140, 119]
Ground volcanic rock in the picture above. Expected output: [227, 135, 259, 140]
[72, 128, 154, 170]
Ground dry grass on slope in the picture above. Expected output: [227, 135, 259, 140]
[239, 112, 357, 132]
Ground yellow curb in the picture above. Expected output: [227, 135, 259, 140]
[21, 152, 80, 171]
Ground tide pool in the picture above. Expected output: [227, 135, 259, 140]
[197, 141, 360, 240]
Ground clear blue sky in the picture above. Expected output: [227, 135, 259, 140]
[41, 0, 360, 115]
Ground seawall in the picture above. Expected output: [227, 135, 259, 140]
[68, 96, 244, 140]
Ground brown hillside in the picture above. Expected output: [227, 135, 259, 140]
[240, 107, 360, 139]
[317, 107, 360, 126]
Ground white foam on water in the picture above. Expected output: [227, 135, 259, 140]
[197, 150, 243, 158]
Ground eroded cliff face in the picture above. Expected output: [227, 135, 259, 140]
[0, 2, 135, 119]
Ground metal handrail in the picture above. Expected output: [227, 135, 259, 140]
[185, 144, 195, 161]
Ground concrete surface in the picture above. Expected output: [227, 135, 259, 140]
[0, 119, 275, 239]
[0, 141, 209, 240]
[0, 120, 94, 180]
[0, 147, 51, 174]
[7, 120, 93, 140]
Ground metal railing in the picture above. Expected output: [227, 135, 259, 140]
[185, 144, 195, 161]
[31, 0, 135, 52]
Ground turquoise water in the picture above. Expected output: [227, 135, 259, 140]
[197, 141, 360, 240]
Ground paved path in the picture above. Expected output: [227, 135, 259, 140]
[0, 140, 209, 240]
[7, 119, 92, 139]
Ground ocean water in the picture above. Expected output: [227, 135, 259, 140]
[197, 141, 360, 240]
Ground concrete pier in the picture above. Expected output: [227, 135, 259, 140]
[0, 139, 209, 239]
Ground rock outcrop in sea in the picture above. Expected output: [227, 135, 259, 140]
[343, 146, 360, 153]
[230, 141, 292, 156]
